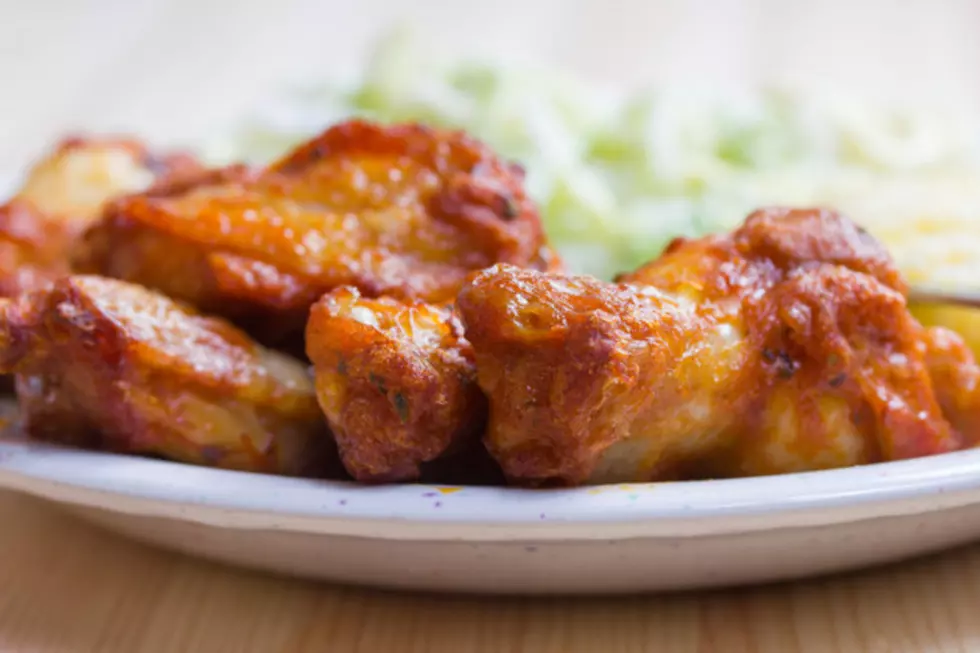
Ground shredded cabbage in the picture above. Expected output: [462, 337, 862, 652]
[209, 29, 980, 280]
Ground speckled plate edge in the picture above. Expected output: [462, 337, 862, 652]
[3, 436, 980, 541]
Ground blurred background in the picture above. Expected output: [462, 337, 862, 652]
[3, 0, 980, 169]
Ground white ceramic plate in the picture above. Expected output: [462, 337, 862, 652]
[2, 169, 980, 594]
[4, 418, 980, 594]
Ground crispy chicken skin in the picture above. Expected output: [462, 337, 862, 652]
[15, 137, 200, 222]
[0, 137, 199, 298]
[303, 246, 561, 483]
[0, 200, 75, 298]
[306, 287, 486, 481]
[78, 120, 551, 337]
[0, 276, 330, 475]
[922, 326, 980, 442]
[458, 208, 980, 486]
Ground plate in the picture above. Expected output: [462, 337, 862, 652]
[3, 419, 980, 594]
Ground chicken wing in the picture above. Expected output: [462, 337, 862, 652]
[0, 200, 75, 298]
[0, 276, 330, 475]
[78, 120, 551, 341]
[922, 326, 980, 443]
[458, 208, 979, 486]
[0, 137, 199, 298]
[303, 237, 561, 482]
[306, 287, 486, 481]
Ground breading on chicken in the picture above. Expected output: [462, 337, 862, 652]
[0, 137, 200, 298]
[306, 286, 486, 482]
[0, 276, 330, 475]
[78, 120, 553, 341]
[458, 208, 980, 486]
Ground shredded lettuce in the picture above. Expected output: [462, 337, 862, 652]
[209, 30, 980, 280]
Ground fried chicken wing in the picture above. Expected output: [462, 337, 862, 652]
[306, 287, 486, 482]
[922, 326, 980, 442]
[0, 137, 199, 298]
[79, 120, 551, 340]
[458, 208, 979, 486]
[302, 244, 560, 482]
[0, 200, 75, 298]
[15, 137, 199, 222]
[0, 276, 330, 475]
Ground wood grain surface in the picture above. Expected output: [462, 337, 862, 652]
[3, 2, 980, 651]
[4, 489, 980, 652]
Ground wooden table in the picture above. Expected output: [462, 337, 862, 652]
[2, 488, 979, 652]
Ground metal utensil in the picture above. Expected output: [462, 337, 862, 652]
[908, 285, 980, 309]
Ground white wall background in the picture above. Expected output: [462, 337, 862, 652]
[2, 0, 979, 169]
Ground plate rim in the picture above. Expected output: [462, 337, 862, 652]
[3, 439, 980, 540]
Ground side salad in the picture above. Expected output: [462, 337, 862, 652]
[210, 29, 980, 284]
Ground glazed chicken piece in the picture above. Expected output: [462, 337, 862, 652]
[0, 276, 330, 475]
[78, 120, 552, 339]
[0, 200, 75, 298]
[922, 326, 980, 441]
[458, 208, 980, 486]
[304, 243, 562, 482]
[0, 137, 200, 297]
[306, 287, 486, 481]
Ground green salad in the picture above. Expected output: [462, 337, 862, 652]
[210, 30, 980, 280]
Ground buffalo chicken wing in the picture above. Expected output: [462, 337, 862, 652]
[79, 120, 552, 340]
[0, 276, 329, 475]
[306, 287, 485, 481]
[458, 208, 980, 485]
[0, 137, 199, 298]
